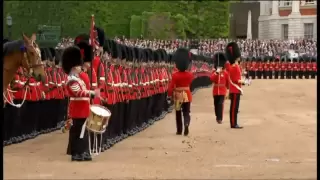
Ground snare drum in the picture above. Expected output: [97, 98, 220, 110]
[86, 105, 111, 133]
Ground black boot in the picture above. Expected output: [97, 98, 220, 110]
[71, 154, 83, 161]
[82, 152, 92, 161]
[176, 129, 182, 135]
[184, 126, 189, 136]
[231, 125, 243, 129]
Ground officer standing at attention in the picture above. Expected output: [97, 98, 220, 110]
[210, 52, 229, 124]
[225, 42, 244, 129]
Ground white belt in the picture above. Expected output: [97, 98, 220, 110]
[29, 83, 39, 86]
[99, 77, 106, 80]
[92, 83, 97, 86]
[49, 82, 55, 85]
[45, 84, 49, 86]
[145, 82, 150, 85]
[155, 79, 160, 82]
[14, 80, 20, 83]
[19, 81, 26, 85]
[57, 84, 62, 87]
[113, 83, 120, 87]
[70, 97, 90, 101]
[122, 83, 128, 86]
[128, 85, 133, 88]
[150, 80, 155, 83]
[160, 79, 166, 82]
[62, 81, 65, 83]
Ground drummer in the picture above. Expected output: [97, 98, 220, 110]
[62, 45, 100, 162]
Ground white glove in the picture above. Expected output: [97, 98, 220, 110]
[167, 97, 172, 104]
[216, 68, 222, 73]
[94, 89, 101, 98]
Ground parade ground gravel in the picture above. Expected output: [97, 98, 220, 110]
[4, 80, 317, 180]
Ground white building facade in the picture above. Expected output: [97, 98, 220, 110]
[258, 0, 317, 40]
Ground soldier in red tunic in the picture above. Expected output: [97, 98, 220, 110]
[210, 52, 229, 124]
[262, 57, 270, 79]
[286, 58, 293, 79]
[225, 42, 244, 129]
[305, 57, 312, 79]
[168, 48, 194, 136]
[268, 57, 274, 79]
[298, 56, 304, 79]
[280, 57, 286, 79]
[62, 46, 100, 161]
[256, 57, 263, 79]
[292, 58, 298, 79]
[274, 56, 280, 79]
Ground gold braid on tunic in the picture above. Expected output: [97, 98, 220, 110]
[173, 87, 189, 111]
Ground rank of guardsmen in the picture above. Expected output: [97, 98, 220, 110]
[3, 27, 317, 161]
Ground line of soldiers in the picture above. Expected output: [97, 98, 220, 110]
[243, 56, 317, 79]
[62, 28, 214, 161]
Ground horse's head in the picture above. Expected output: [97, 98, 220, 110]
[22, 33, 46, 83]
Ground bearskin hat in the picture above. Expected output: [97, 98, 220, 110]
[103, 39, 112, 54]
[40, 48, 46, 61]
[74, 34, 93, 62]
[61, 46, 83, 74]
[213, 52, 227, 69]
[49, 47, 55, 60]
[94, 26, 105, 47]
[172, 48, 191, 72]
[55, 49, 63, 65]
[225, 42, 241, 65]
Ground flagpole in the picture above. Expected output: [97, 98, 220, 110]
[90, 14, 95, 103]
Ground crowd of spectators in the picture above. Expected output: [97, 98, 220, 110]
[56, 37, 317, 58]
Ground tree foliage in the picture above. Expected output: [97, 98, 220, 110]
[4, 1, 229, 39]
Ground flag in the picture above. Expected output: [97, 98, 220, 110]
[89, 14, 99, 50]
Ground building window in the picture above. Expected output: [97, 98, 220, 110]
[279, 0, 292, 7]
[304, 23, 314, 39]
[282, 24, 288, 40]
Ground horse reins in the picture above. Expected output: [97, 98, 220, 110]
[3, 43, 44, 108]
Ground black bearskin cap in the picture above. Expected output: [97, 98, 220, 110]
[74, 34, 93, 62]
[94, 26, 105, 47]
[172, 48, 191, 72]
[225, 42, 241, 65]
[55, 49, 63, 65]
[62, 46, 83, 74]
[40, 48, 46, 61]
[49, 47, 56, 60]
[213, 52, 227, 69]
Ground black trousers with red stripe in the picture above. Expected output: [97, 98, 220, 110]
[229, 93, 241, 128]
[213, 95, 225, 121]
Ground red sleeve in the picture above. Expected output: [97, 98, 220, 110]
[167, 73, 176, 97]
[67, 81, 92, 97]
[210, 72, 217, 82]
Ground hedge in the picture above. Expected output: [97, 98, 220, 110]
[4, 1, 229, 40]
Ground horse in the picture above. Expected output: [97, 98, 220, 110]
[3, 33, 46, 92]
[3, 33, 46, 108]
